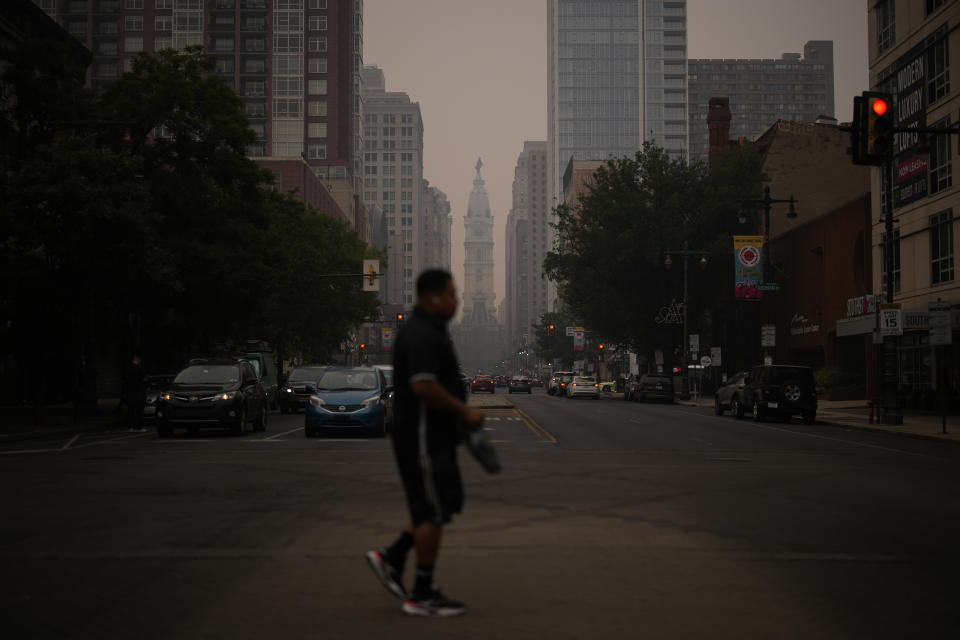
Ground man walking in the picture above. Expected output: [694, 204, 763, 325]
[122, 355, 148, 433]
[366, 269, 484, 617]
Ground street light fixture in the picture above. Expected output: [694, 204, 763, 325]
[737, 185, 799, 285]
[663, 240, 708, 399]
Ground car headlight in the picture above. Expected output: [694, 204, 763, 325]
[309, 395, 325, 408]
[215, 391, 237, 401]
[162, 393, 172, 401]
[284, 388, 293, 393]
[362, 396, 380, 409]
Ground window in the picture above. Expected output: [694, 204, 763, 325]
[245, 102, 265, 117]
[244, 59, 265, 73]
[274, 11, 303, 32]
[308, 99, 327, 116]
[927, 0, 946, 14]
[245, 38, 266, 52]
[97, 41, 118, 55]
[273, 77, 303, 96]
[273, 98, 302, 117]
[273, 55, 302, 75]
[931, 210, 954, 284]
[214, 38, 234, 52]
[123, 36, 143, 52]
[99, 20, 119, 34]
[215, 58, 234, 73]
[125, 0, 143, 8]
[877, 0, 895, 53]
[154, 36, 172, 50]
[67, 20, 87, 37]
[155, 15, 172, 30]
[881, 229, 901, 295]
[929, 117, 952, 194]
[927, 37, 949, 104]
[308, 79, 327, 95]
[156, 0, 172, 8]
[274, 35, 303, 53]
[308, 122, 327, 138]
[307, 144, 326, 159]
[308, 58, 327, 73]
[308, 37, 327, 53]
[309, 16, 327, 30]
[245, 81, 265, 97]
[125, 16, 143, 31]
[309, 0, 327, 8]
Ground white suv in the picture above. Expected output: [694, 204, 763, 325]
[548, 371, 575, 396]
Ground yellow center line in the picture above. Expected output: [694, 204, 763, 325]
[513, 407, 557, 443]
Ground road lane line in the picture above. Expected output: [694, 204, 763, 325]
[260, 427, 302, 441]
[737, 420, 926, 457]
[59, 434, 80, 451]
[514, 407, 557, 443]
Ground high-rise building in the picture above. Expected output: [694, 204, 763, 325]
[360, 65, 424, 306]
[462, 158, 496, 325]
[687, 41, 835, 161]
[33, 0, 364, 232]
[547, 0, 688, 309]
[505, 141, 549, 351]
[421, 180, 452, 273]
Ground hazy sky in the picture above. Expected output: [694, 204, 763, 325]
[363, 0, 869, 309]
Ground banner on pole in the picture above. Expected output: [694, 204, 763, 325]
[380, 327, 393, 352]
[573, 330, 585, 351]
[734, 236, 764, 300]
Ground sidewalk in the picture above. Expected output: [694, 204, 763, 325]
[0, 399, 128, 444]
[679, 394, 960, 444]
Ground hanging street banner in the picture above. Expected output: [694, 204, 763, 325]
[380, 327, 394, 352]
[573, 330, 585, 351]
[734, 236, 764, 300]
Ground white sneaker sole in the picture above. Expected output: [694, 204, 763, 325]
[401, 601, 467, 617]
[365, 551, 406, 599]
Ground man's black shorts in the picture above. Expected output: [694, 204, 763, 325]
[395, 446, 463, 526]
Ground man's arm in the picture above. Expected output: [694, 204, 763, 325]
[410, 379, 484, 429]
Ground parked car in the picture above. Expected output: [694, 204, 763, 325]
[304, 367, 390, 437]
[280, 365, 328, 414]
[634, 374, 674, 403]
[155, 359, 267, 437]
[508, 376, 533, 394]
[566, 375, 599, 399]
[243, 349, 278, 409]
[742, 365, 818, 424]
[548, 371, 575, 396]
[495, 375, 510, 388]
[714, 370, 751, 417]
[471, 375, 495, 394]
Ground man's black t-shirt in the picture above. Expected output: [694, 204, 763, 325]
[392, 306, 465, 454]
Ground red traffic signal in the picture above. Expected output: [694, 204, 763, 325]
[852, 91, 893, 166]
[871, 97, 889, 116]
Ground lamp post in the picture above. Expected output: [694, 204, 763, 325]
[664, 240, 707, 398]
[737, 185, 798, 285]
[737, 186, 798, 366]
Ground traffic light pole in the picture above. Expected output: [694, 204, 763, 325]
[881, 156, 902, 425]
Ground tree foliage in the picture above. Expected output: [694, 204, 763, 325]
[542, 142, 763, 364]
[1, 43, 378, 405]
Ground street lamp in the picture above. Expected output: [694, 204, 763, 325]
[664, 240, 708, 398]
[737, 185, 798, 285]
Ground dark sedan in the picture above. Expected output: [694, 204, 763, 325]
[155, 360, 267, 437]
[280, 365, 328, 414]
[508, 376, 533, 394]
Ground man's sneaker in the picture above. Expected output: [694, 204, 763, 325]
[401, 590, 467, 617]
[365, 549, 406, 599]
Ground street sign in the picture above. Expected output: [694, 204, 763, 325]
[710, 347, 722, 367]
[758, 283, 780, 292]
[880, 308, 903, 336]
[565, 326, 574, 337]
[689, 334, 699, 353]
[929, 301, 953, 345]
[761, 324, 776, 347]
[700, 356, 712, 368]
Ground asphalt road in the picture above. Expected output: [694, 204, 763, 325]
[2, 390, 959, 639]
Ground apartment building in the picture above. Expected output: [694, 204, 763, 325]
[421, 179, 452, 273]
[360, 64, 424, 306]
[505, 141, 549, 350]
[688, 40, 835, 162]
[32, 0, 363, 231]
[865, 0, 959, 405]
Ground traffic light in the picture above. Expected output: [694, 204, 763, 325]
[852, 91, 893, 166]
[598, 344, 604, 350]
[359, 343, 366, 359]
[396, 313, 404, 323]
[547, 323, 556, 336]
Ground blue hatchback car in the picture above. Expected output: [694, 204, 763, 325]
[304, 367, 391, 437]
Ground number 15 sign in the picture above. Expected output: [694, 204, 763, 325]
[880, 308, 903, 336]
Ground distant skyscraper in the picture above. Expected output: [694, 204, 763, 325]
[360, 65, 424, 306]
[547, 0, 688, 193]
[421, 180, 452, 273]
[33, 0, 364, 231]
[687, 41, 835, 161]
[547, 0, 688, 309]
[462, 158, 497, 325]
[505, 141, 549, 351]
